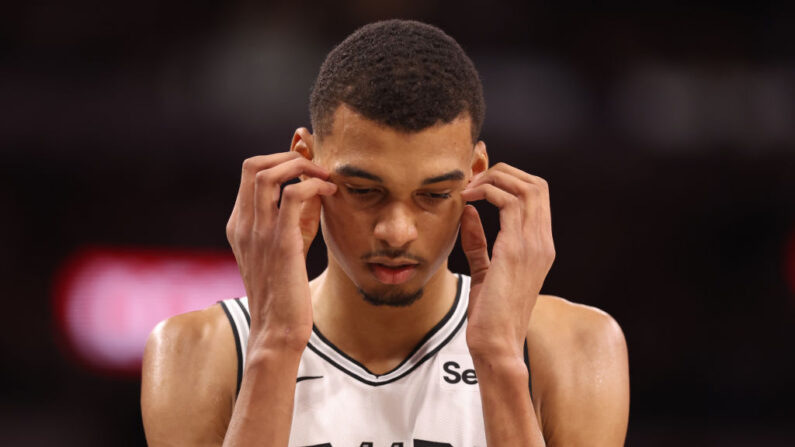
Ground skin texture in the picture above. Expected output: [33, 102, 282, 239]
[141, 105, 630, 446]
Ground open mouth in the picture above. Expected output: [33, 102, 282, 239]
[368, 263, 418, 285]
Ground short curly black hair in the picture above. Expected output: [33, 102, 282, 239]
[310, 20, 485, 143]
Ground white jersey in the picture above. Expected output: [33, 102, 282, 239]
[220, 274, 533, 447]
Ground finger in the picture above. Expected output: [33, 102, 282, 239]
[465, 169, 536, 199]
[231, 152, 302, 230]
[460, 205, 490, 286]
[261, 156, 330, 187]
[466, 167, 552, 236]
[253, 158, 331, 230]
[460, 183, 522, 231]
[299, 195, 322, 258]
[492, 164, 552, 227]
[524, 187, 552, 238]
[490, 162, 547, 187]
[236, 152, 302, 208]
[275, 178, 337, 233]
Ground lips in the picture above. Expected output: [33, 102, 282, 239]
[368, 263, 418, 284]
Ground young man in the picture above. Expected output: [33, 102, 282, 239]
[141, 20, 629, 446]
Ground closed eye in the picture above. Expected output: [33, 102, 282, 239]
[420, 192, 451, 200]
[345, 186, 378, 196]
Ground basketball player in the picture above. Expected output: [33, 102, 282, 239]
[141, 20, 629, 446]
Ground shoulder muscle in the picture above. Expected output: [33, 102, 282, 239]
[141, 304, 238, 446]
[529, 295, 629, 446]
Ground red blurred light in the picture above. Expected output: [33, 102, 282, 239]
[53, 247, 245, 376]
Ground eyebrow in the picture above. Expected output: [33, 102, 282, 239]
[335, 165, 383, 182]
[421, 170, 465, 185]
[335, 164, 464, 185]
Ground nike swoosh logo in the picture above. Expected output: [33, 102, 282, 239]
[296, 375, 323, 383]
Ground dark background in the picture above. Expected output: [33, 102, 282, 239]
[2, 1, 794, 445]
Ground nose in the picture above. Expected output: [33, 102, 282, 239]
[373, 202, 418, 248]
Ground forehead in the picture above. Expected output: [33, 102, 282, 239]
[316, 105, 473, 181]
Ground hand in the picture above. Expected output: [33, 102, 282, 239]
[226, 152, 337, 352]
[459, 163, 555, 361]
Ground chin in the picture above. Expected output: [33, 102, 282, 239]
[357, 285, 425, 308]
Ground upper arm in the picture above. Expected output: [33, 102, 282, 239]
[530, 298, 630, 447]
[141, 304, 238, 447]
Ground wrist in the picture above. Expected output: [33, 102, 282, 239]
[470, 352, 528, 382]
[248, 323, 311, 358]
[245, 340, 304, 373]
[466, 328, 524, 361]
[473, 354, 543, 447]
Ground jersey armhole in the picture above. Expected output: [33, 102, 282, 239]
[219, 301, 243, 396]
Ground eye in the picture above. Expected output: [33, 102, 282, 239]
[345, 186, 379, 196]
[419, 191, 451, 201]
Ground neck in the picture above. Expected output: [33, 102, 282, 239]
[311, 258, 458, 375]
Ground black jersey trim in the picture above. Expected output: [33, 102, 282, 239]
[309, 274, 463, 379]
[296, 375, 323, 383]
[234, 297, 251, 327]
[219, 301, 243, 396]
[306, 277, 467, 387]
[394, 274, 462, 370]
[524, 338, 534, 401]
[308, 311, 467, 387]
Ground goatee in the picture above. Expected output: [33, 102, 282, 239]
[358, 287, 424, 307]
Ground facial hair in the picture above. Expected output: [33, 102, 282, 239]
[358, 287, 425, 307]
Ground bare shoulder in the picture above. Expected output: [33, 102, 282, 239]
[528, 295, 629, 446]
[141, 304, 238, 446]
[530, 295, 626, 358]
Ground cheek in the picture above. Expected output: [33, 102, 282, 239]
[421, 204, 463, 252]
[440, 214, 463, 250]
[320, 197, 344, 239]
[320, 196, 366, 252]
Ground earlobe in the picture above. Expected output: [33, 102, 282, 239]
[291, 127, 315, 161]
[471, 140, 489, 176]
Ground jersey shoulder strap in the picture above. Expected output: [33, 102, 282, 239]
[218, 297, 250, 394]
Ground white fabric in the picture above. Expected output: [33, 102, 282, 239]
[221, 274, 488, 447]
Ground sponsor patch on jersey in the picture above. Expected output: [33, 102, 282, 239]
[438, 354, 479, 391]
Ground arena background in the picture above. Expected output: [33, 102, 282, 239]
[2, 1, 794, 445]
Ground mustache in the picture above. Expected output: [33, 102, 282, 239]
[361, 249, 426, 264]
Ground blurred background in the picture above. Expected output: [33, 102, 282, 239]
[2, 1, 794, 445]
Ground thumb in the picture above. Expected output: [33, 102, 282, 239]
[460, 204, 490, 286]
[298, 195, 322, 258]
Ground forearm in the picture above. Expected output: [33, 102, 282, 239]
[222, 341, 303, 447]
[473, 354, 545, 447]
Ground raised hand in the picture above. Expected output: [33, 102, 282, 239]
[459, 163, 555, 361]
[225, 152, 337, 352]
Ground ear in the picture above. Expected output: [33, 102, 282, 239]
[471, 140, 489, 176]
[290, 127, 314, 161]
